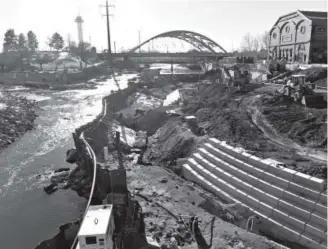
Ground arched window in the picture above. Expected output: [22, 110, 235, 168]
[285, 26, 290, 33]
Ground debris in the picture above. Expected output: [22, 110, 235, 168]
[160, 178, 168, 184]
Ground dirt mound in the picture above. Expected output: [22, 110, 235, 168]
[143, 119, 202, 165]
[260, 95, 327, 149]
[183, 84, 267, 152]
[180, 83, 326, 178]
[133, 107, 170, 135]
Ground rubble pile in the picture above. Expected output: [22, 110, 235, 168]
[142, 119, 204, 165]
[0, 92, 38, 150]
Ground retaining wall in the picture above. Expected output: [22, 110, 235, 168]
[182, 138, 327, 249]
[76, 78, 156, 160]
[0, 65, 107, 85]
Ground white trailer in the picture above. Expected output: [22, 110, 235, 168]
[76, 204, 115, 249]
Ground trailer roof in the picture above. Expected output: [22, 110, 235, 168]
[292, 74, 306, 77]
[78, 205, 113, 236]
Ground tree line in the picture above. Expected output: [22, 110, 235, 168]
[2, 28, 96, 55]
[239, 31, 269, 52]
[2, 29, 98, 71]
[3, 29, 39, 52]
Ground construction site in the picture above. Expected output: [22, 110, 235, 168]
[39, 9, 328, 249]
[3, 5, 323, 249]
[41, 53, 325, 249]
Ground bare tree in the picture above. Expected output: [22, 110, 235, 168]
[260, 31, 269, 50]
[240, 33, 253, 52]
[253, 36, 260, 52]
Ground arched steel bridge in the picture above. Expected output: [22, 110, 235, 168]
[98, 30, 230, 63]
[128, 30, 227, 53]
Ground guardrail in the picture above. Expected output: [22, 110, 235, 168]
[70, 132, 97, 249]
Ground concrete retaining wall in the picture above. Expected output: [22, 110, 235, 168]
[0, 65, 107, 85]
[182, 137, 327, 249]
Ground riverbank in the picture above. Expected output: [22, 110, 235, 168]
[38, 68, 326, 248]
[41, 77, 295, 249]
[0, 73, 141, 249]
[0, 90, 38, 151]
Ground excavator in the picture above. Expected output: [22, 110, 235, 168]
[280, 74, 326, 108]
[220, 64, 250, 91]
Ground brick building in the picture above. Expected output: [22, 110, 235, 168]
[269, 10, 327, 64]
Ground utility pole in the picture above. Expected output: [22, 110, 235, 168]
[138, 30, 141, 53]
[114, 41, 117, 53]
[67, 34, 71, 47]
[101, 1, 115, 66]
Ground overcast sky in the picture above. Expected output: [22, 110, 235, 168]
[0, 0, 326, 52]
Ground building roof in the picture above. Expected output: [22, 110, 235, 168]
[78, 205, 113, 236]
[272, 10, 327, 28]
[298, 10, 327, 20]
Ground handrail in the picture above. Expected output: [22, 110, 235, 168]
[70, 132, 97, 249]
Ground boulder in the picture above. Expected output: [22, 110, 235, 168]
[66, 149, 78, 164]
[44, 183, 58, 194]
[50, 171, 70, 183]
[54, 168, 70, 173]
[133, 131, 147, 149]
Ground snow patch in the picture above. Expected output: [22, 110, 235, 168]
[0, 103, 7, 110]
[163, 89, 181, 106]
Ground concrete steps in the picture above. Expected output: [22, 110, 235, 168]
[182, 138, 327, 249]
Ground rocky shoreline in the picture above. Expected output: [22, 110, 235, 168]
[0, 90, 38, 151]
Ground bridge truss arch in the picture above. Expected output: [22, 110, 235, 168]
[128, 30, 228, 54]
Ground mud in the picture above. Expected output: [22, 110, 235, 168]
[127, 164, 288, 249]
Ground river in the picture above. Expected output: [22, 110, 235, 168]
[0, 74, 136, 249]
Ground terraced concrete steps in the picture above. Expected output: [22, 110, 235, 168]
[202, 143, 327, 210]
[193, 152, 326, 232]
[182, 138, 327, 249]
[208, 138, 326, 193]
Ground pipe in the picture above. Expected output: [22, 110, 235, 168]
[70, 132, 97, 249]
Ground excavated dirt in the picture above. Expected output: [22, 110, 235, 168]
[259, 95, 327, 149]
[179, 83, 327, 179]
[98, 78, 326, 248]
[142, 118, 205, 165]
[120, 80, 326, 178]
[126, 163, 290, 249]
